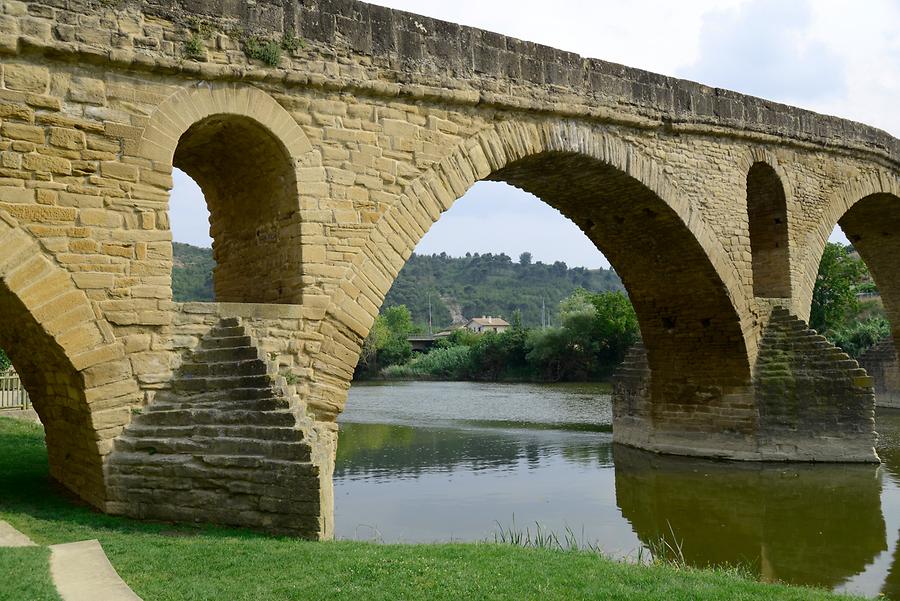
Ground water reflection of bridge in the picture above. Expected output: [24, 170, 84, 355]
[614, 445, 885, 589]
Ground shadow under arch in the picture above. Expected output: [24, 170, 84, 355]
[173, 114, 301, 303]
[746, 161, 791, 299]
[803, 172, 900, 407]
[0, 284, 101, 497]
[840, 192, 900, 406]
[799, 171, 900, 321]
[840, 193, 900, 346]
[0, 215, 124, 509]
[320, 122, 753, 448]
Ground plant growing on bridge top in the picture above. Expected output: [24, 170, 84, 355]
[183, 34, 206, 61]
[188, 17, 216, 40]
[281, 32, 305, 54]
[243, 36, 282, 67]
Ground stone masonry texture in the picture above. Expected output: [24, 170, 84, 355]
[0, 0, 896, 538]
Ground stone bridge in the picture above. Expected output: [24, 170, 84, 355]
[0, 0, 897, 539]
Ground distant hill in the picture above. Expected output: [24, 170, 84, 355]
[172, 242, 214, 302]
[171, 244, 623, 327]
[384, 253, 622, 328]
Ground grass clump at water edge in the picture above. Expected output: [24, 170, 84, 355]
[0, 416, 867, 601]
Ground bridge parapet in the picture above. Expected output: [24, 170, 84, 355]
[4, 0, 898, 165]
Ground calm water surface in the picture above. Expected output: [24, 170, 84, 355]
[335, 381, 900, 598]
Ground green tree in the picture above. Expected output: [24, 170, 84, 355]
[588, 291, 639, 371]
[810, 243, 867, 333]
[355, 305, 416, 377]
[527, 290, 638, 381]
[829, 316, 891, 358]
[357, 318, 390, 373]
[0, 348, 9, 372]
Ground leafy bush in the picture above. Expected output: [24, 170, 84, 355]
[409, 345, 472, 379]
[281, 33, 304, 53]
[828, 316, 891, 358]
[356, 306, 417, 378]
[381, 345, 472, 380]
[183, 34, 205, 60]
[0, 349, 9, 372]
[243, 37, 282, 66]
[433, 327, 480, 349]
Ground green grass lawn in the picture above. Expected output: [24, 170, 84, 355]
[0, 546, 59, 601]
[0, 416, 866, 601]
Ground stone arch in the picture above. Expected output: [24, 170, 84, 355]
[800, 171, 900, 321]
[0, 210, 127, 509]
[799, 172, 900, 407]
[747, 162, 791, 298]
[138, 83, 319, 304]
[313, 121, 753, 434]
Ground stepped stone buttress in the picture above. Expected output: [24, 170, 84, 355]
[107, 316, 334, 537]
[0, 0, 896, 538]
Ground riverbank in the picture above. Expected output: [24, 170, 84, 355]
[355, 373, 615, 388]
[0, 417, 866, 601]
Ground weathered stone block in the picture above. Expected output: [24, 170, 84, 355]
[68, 77, 106, 105]
[2, 122, 44, 143]
[4, 64, 49, 93]
[101, 161, 139, 181]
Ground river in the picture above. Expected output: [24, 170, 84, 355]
[335, 380, 900, 598]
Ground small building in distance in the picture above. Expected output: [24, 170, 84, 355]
[466, 316, 510, 334]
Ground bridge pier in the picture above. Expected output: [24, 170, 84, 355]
[614, 308, 879, 463]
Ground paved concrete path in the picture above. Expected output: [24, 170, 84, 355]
[50, 540, 143, 601]
[0, 520, 36, 547]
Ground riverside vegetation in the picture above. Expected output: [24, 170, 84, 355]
[0, 417, 867, 601]
[358, 290, 639, 382]
[355, 242, 885, 381]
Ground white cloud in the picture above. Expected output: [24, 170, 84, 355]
[803, 0, 900, 136]
[680, 0, 899, 136]
[680, 0, 846, 103]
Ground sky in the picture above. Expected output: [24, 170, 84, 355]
[170, 0, 900, 267]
